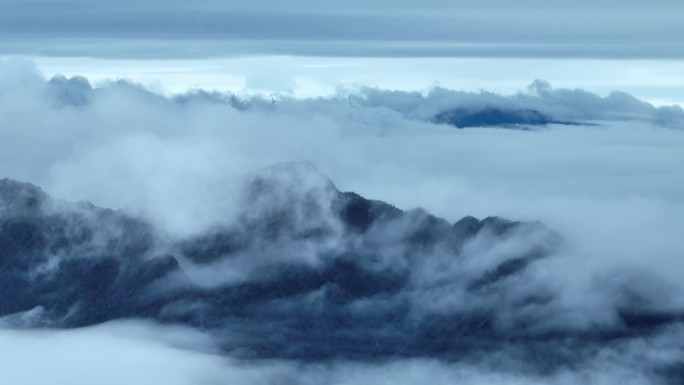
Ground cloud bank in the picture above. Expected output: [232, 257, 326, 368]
[1, 321, 682, 385]
[1, 60, 684, 383]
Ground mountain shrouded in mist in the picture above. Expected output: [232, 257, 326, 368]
[432, 107, 582, 128]
[2, 162, 683, 383]
[0, 164, 558, 359]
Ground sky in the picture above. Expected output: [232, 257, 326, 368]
[1, 1, 684, 104]
[2, 0, 684, 59]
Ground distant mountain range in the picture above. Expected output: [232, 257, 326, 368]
[0, 163, 681, 376]
[433, 107, 583, 128]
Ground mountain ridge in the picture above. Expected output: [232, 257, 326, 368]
[3, 166, 674, 372]
[433, 106, 585, 128]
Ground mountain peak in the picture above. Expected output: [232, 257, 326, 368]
[249, 161, 338, 194]
[433, 107, 579, 128]
[0, 178, 48, 213]
[0, 171, 567, 364]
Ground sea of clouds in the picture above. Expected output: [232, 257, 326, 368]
[1, 59, 684, 384]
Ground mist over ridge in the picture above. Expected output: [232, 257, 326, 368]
[1, 161, 684, 383]
[1, 60, 684, 384]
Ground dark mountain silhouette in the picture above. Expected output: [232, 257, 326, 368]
[434, 107, 582, 128]
[0, 164, 680, 377]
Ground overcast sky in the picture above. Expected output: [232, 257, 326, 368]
[1, 0, 683, 59]
[1, 1, 683, 104]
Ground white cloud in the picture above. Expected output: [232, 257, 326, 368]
[2, 60, 684, 383]
[0, 321, 679, 385]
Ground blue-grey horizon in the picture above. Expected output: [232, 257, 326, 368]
[1, 0, 683, 59]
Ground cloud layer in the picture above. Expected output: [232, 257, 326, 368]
[2, 321, 683, 385]
[1, 60, 684, 383]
